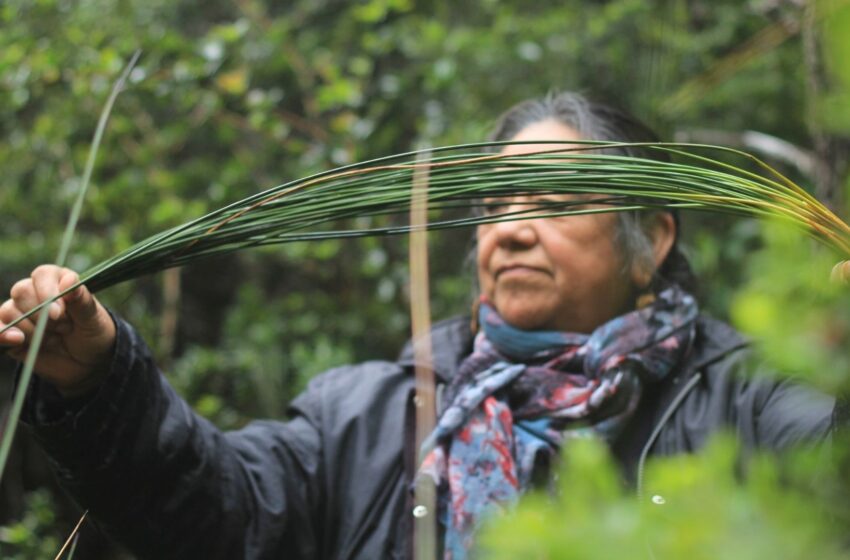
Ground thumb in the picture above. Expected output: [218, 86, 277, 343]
[58, 272, 100, 325]
[831, 261, 850, 285]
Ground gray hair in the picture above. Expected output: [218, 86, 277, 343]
[487, 91, 696, 293]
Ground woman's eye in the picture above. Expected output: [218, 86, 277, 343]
[478, 196, 592, 218]
[535, 197, 560, 208]
[539, 196, 591, 211]
[533, 197, 572, 213]
[481, 199, 510, 215]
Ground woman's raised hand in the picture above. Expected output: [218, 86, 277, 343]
[0, 265, 116, 397]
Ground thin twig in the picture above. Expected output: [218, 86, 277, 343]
[410, 148, 437, 559]
[54, 511, 88, 560]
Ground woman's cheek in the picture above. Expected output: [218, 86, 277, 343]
[475, 228, 495, 287]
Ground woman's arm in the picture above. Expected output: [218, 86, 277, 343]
[23, 316, 325, 558]
[3, 267, 324, 558]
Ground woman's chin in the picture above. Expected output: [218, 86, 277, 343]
[494, 306, 556, 332]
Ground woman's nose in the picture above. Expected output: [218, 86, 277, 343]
[492, 206, 539, 247]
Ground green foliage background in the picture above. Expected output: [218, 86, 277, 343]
[0, 0, 848, 557]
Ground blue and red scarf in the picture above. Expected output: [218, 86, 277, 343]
[417, 286, 698, 559]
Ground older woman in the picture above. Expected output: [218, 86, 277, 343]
[0, 92, 835, 559]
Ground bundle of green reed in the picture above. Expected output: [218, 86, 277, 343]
[3, 140, 850, 333]
[4, 134, 850, 560]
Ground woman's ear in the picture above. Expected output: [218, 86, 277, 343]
[631, 212, 676, 288]
[649, 212, 676, 269]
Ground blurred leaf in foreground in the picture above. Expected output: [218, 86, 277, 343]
[480, 436, 845, 560]
[731, 220, 850, 394]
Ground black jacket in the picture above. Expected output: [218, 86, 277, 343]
[22, 314, 834, 559]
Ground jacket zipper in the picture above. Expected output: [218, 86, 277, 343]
[636, 372, 703, 500]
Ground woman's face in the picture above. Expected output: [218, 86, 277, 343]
[476, 119, 635, 333]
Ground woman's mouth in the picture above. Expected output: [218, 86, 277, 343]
[495, 264, 548, 280]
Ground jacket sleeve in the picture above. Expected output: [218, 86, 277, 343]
[744, 371, 835, 450]
[21, 315, 325, 559]
[658, 349, 836, 458]
[712, 351, 835, 451]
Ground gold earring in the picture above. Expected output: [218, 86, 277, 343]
[636, 290, 656, 309]
[633, 268, 655, 309]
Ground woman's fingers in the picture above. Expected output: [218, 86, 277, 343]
[1, 265, 70, 345]
[9, 278, 39, 315]
[9, 280, 51, 324]
[0, 299, 31, 346]
[58, 272, 100, 327]
[0, 326, 25, 346]
[2, 330, 67, 354]
[1, 266, 115, 395]
[31, 265, 66, 320]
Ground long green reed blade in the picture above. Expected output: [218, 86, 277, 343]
[0, 51, 141, 484]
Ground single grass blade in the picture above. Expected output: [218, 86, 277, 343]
[66, 534, 80, 560]
[0, 51, 141, 485]
[54, 511, 88, 560]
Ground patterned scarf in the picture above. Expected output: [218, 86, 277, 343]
[416, 286, 698, 559]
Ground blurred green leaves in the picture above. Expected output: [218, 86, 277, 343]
[481, 436, 846, 560]
[731, 220, 850, 392]
[817, 0, 850, 133]
[170, 282, 356, 428]
[728, 0, 850, 393]
[0, 490, 62, 559]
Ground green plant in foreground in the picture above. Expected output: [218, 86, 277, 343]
[732, 220, 850, 393]
[479, 435, 846, 560]
[0, 489, 63, 559]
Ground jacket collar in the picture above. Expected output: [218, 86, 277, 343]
[397, 313, 748, 384]
[679, 315, 749, 379]
[397, 316, 473, 383]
